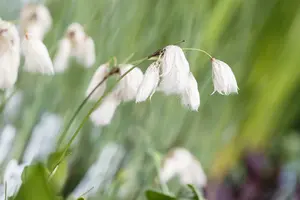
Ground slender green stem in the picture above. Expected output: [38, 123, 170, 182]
[50, 57, 148, 177]
[122, 52, 136, 63]
[56, 77, 106, 148]
[182, 48, 213, 59]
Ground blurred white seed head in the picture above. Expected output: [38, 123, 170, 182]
[0, 125, 16, 165]
[4, 90, 24, 122]
[159, 45, 190, 95]
[72, 143, 125, 198]
[90, 92, 121, 126]
[0, 20, 20, 89]
[159, 148, 207, 188]
[22, 33, 54, 75]
[81, 36, 96, 68]
[53, 38, 72, 73]
[3, 160, 27, 198]
[114, 64, 144, 102]
[54, 22, 96, 69]
[23, 113, 62, 164]
[86, 63, 109, 101]
[136, 62, 160, 103]
[211, 58, 238, 95]
[66, 23, 86, 45]
[20, 3, 52, 41]
[181, 72, 200, 111]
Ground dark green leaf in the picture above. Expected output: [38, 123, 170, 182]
[145, 190, 176, 200]
[15, 163, 58, 200]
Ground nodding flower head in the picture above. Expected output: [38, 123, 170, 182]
[20, 3, 52, 41]
[211, 58, 238, 95]
[136, 62, 160, 103]
[158, 45, 190, 95]
[66, 23, 86, 43]
[160, 148, 207, 188]
[114, 64, 144, 102]
[0, 20, 20, 46]
[86, 63, 110, 101]
[22, 33, 54, 75]
[181, 72, 200, 111]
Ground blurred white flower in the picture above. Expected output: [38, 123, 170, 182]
[159, 45, 190, 95]
[0, 125, 16, 165]
[160, 148, 207, 189]
[0, 20, 20, 89]
[90, 92, 121, 126]
[22, 33, 54, 75]
[53, 38, 71, 73]
[53, 23, 96, 71]
[23, 113, 62, 164]
[114, 64, 144, 102]
[86, 63, 109, 101]
[211, 58, 238, 95]
[71, 143, 125, 198]
[1, 160, 27, 198]
[181, 72, 200, 111]
[136, 62, 160, 103]
[20, 3, 52, 41]
[80, 36, 96, 68]
[4, 90, 23, 122]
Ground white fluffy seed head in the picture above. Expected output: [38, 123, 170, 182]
[211, 58, 238, 95]
[0, 20, 20, 89]
[159, 148, 207, 188]
[22, 33, 54, 75]
[20, 4, 52, 41]
[90, 92, 121, 126]
[86, 63, 109, 101]
[66, 23, 86, 45]
[181, 72, 200, 111]
[159, 45, 190, 95]
[136, 62, 160, 103]
[81, 37, 96, 68]
[53, 38, 72, 73]
[64, 23, 96, 68]
[114, 64, 144, 102]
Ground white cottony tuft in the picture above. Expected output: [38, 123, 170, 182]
[22, 113, 62, 164]
[159, 148, 207, 189]
[53, 38, 71, 73]
[71, 143, 125, 198]
[0, 20, 20, 89]
[90, 93, 121, 126]
[81, 36, 96, 68]
[114, 64, 144, 102]
[86, 63, 109, 101]
[20, 3, 52, 41]
[136, 62, 160, 103]
[211, 58, 238, 95]
[159, 45, 190, 95]
[181, 72, 200, 111]
[22, 33, 54, 75]
[54, 22, 96, 70]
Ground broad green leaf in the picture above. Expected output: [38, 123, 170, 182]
[15, 163, 58, 200]
[47, 151, 69, 190]
[145, 190, 176, 200]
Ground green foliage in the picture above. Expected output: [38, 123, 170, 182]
[145, 190, 176, 200]
[47, 151, 69, 190]
[16, 163, 60, 200]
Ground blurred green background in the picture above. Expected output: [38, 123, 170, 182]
[1, 0, 300, 199]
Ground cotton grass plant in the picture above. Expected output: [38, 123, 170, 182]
[0, 0, 296, 199]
